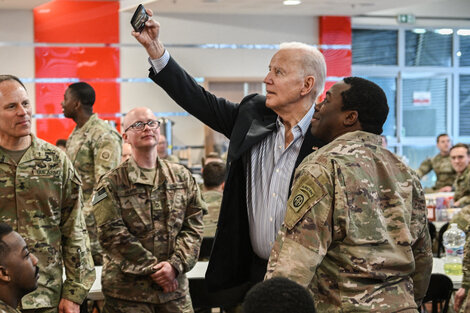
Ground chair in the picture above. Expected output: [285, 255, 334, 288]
[420, 273, 453, 313]
[428, 221, 436, 243]
[437, 222, 450, 258]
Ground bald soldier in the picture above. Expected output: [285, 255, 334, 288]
[93, 107, 205, 313]
[266, 77, 432, 312]
[0, 74, 95, 313]
[62, 82, 122, 265]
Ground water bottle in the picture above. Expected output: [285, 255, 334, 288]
[442, 223, 466, 276]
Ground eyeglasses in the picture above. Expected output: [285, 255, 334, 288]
[125, 120, 160, 132]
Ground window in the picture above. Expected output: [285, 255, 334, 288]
[363, 76, 396, 136]
[402, 77, 448, 137]
[459, 30, 470, 67]
[405, 29, 452, 67]
[460, 75, 470, 135]
[402, 145, 437, 189]
[352, 29, 398, 65]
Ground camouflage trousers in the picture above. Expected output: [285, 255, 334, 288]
[102, 294, 193, 313]
[22, 308, 58, 313]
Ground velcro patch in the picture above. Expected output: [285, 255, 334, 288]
[92, 187, 108, 206]
[285, 173, 327, 229]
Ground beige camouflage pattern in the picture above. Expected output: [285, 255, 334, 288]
[93, 156, 205, 304]
[460, 224, 470, 313]
[103, 293, 193, 313]
[66, 114, 122, 264]
[201, 190, 222, 237]
[0, 135, 95, 309]
[450, 205, 470, 234]
[0, 300, 19, 313]
[162, 154, 180, 163]
[454, 166, 470, 207]
[266, 131, 432, 313]
[416, 153, 456, 191]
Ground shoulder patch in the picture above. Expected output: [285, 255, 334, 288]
[92, 187, 108, 206]
[285, 173, 328, 229]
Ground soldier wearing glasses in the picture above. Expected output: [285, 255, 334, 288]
[93, 107, 205, 313]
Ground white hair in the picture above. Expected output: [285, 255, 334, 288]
[279, 42, 327, 99]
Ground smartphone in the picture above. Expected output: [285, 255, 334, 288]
[131, 4, 149, 33]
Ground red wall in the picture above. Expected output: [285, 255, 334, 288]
[34, 0, 120, 144]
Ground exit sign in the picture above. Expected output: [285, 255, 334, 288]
[397, 14, 416, 24]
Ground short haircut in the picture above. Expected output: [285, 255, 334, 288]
[67, 82, 95, 107]
[203, 162, 226, 188]
[450, 143, 470, 155]
[242, 277, 316, 313]
[437, 133, 449, 142]
[279, 42, 326, 100]
[55, 139, 67, 147]
[341, 77, 389, 135]
[0, 223, 13, 263]
[0, 74, 26, 90]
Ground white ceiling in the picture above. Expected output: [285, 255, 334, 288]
[2, 0, 470, 19]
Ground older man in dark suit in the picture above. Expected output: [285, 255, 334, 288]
[133, 9, 327, 300]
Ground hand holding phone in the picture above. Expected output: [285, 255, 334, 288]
[131, 4, 149, 33]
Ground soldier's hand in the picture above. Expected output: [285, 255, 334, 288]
[58, 298, 80, 313]
[150, 261, 177, 287]
[454, 287, 466, 312]
[439, 186, 453, 192]
[131, 9, 165, 59]
[161, 279, 179, 293]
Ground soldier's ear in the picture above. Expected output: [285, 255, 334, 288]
[343, 110, 359, 127]
[0, 265, 11, 282]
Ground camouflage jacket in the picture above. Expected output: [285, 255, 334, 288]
[0, 135, 95, 309]
[450, 205, 470, 234]
[66, 114, 122, 206]
[162, 154, 180, 163]
[93, 156, 205, 304]
[416, 153, 456, 190]
[454, 166, 470, 207]
[0, 300, 19, 313]
[462, 227, 470, 291]
[266, 131, 432, 313]
[66, 114, 121, 264]
[201, 190, 222, 237]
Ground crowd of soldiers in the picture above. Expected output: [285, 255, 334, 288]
[1, 8, 470, 313]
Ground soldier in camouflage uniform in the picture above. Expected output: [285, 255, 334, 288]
[450, 143, 470, 208]
[201, 161, 225, 238]
[62, 82, 122, 265]
[450, 205, 470, 234]
[266, 77, 432, 312]
[158, 135, 180, 163]
[0, 75, 95, 313]
[416, 134, 456, 192]
[93, 107, 204, 313]
[0, 223, 39, 313]
[454, 211, 470, 312]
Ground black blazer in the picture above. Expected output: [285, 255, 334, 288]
[149, 57, 324, 292]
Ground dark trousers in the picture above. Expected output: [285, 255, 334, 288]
[249, 254, 268, 285]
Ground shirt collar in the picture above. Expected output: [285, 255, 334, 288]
[275, 103, 315, 136]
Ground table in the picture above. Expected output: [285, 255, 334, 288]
[86, 261, 208, 301]
[432, 257, 462, 289]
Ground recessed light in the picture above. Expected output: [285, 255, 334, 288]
[434, 29, 453, 35]
[283, 0, 301, 5]
[457, 29, 470, 36]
